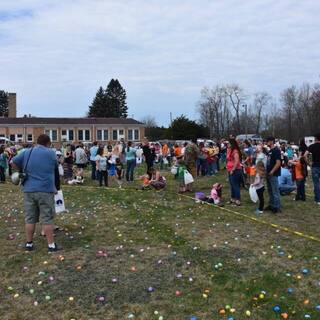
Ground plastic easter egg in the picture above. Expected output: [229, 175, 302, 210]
[273, 306, 281, 313]
[281, 313, 288, 319]
[45, 295, 51, 301]
[147, 287, 155, 293]
[219, 309, 226, 315]
[287, 288, 294, 294]
[302, 269, 309, 275]
[316, 305, 320, 311]
[245, 310, 251, 316]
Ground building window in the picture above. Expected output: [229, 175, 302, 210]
[97, 130, 108, 141]
[45, 130, 58, 142]
[134, 129, 139, 141]
[103, 130, 108, 141]
[78, 130, 83, 141]
[17, 134, 23, 142]
[61, 129, 74, 142]
[128, 129, 133, 141]
[9, 134, 24, 142]
[78, 129, 90, 141]
[69, 130, 74, 141]
[27, 134, 33, 142]
[112, 130, 118, 141]
[97, 130, 102, 141]
[85, 130, 90, 141]
[118, 129, 125, 140]
[0, 134, 5, 138]
[52, 130, 57, 142]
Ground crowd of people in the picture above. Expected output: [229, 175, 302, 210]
[0, 132, 319, 252]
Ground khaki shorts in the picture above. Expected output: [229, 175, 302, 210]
[24, 192, 55, 225]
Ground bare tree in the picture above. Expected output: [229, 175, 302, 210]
[197, 85, 232, 138]
[281, 86, 298, 141]
[252, 92, 271, 134]
[140, 115, 158, 128]
[224, 84, 246, 134]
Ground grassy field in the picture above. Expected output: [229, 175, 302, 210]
[0, 164, 320, 320]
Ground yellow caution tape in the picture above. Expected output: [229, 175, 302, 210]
[180, 193, 320, 243]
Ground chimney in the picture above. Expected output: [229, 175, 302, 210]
[8, 93, 17, 118]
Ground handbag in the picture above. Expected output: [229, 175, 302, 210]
[171, 166, 178, 175]
[249, 185, 259, 203]
[184, 170, 194, 185]
[55, 190, 66, 214]
[58, 164, 64, 176]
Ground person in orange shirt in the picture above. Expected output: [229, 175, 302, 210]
[161, 143, 169, 169]
[291, 156, 308, 201]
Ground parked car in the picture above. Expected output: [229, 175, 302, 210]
[0, 137, 14, 146]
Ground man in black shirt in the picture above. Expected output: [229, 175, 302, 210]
[265, 137, 282, 213]
[307, 133, 320, 204]
[142, 139, 155, 177]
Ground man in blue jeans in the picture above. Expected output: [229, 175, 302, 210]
[278, 161, 296, 196]
[89, 141, 98, 180]
[306, 133, 320, 204]
[265, 137, 282, 213]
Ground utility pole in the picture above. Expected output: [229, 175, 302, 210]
[169, 112, 173, 125]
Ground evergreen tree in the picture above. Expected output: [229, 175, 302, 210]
[105, 79, 128, 118]
[88, 87, 107, 117]
[0, 90, 9, 117]
[88, 79, 128, 118]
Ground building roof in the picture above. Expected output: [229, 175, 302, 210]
[0, 117, 143, 126]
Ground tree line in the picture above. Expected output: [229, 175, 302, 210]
[142, 82, 320, 142]
[197, 82, 320, 142]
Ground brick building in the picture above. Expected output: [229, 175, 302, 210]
[0, 93, 145, 146]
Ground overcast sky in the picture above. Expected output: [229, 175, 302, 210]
[1, 0, 320, 125]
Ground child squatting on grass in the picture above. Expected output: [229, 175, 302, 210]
[251, 160, 266, 215]
[139, 168, 166, 190]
